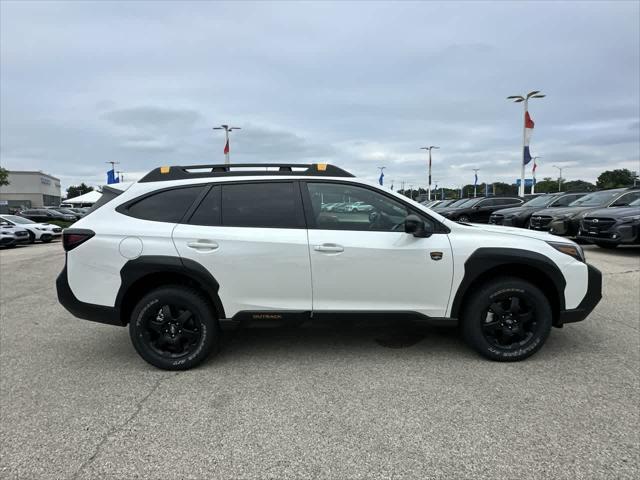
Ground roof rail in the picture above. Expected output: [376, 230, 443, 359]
[139, 163, 354, 183]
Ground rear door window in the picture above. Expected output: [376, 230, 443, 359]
[220, 182, 304, 228]
[125, 186, 204, 223]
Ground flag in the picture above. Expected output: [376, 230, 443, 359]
[532, 157, 538, 175]
[378, 170, 384, 186]
[523, 111, 534, 165]
[390, 181, 394, 191]
[223, 139, 229, 155]
[106, 169, 118, 184]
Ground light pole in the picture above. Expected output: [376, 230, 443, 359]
[507, 90, 545, 197]
[116, 170, 124, 182]
[552, 165, 563, 192]
[420, 146, 439, 201]
[213, 125, 241, 165]
[472, 168, 480, 198]
[530, 156, 541, 194]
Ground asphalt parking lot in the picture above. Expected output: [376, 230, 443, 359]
[0, 241, 638, 479]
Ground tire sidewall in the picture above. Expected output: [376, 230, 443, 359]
[462, 279, 552, 361]
[129, 288, 218, 370]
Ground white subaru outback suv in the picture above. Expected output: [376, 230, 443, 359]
[57, 163, 602, 370]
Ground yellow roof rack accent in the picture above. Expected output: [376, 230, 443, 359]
[160, 166, 170, 174]
[317, 163, 327, 171]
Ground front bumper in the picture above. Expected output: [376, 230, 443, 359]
[557, 264, 602, 325]
[56, 265, 124, 326]
[577, 223, 639, 245]
[548, 218, 579, 237]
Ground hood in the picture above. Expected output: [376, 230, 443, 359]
[460, 222, 574, 243]
[492, 205, 541, 216]
[584, 206, 640, 218]
[530, 206, 595, 218]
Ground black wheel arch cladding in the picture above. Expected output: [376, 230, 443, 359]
[117, 255, 226, 323]
[450, 247, 566, 320]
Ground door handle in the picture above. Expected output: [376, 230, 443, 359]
[314, 243, 344, 253]
[187, 240, 219, 251]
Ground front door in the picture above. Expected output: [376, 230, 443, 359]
[172, 182, 312, 318]
[303, 182, 454, 317]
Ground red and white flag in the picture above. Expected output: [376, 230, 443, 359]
[223, 139, 229, 154]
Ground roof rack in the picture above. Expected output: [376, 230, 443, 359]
[139, 163, 354, 183]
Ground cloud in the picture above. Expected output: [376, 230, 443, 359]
[0, 1, 638, 192]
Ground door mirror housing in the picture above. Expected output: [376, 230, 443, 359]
[404, 214, 433, 238]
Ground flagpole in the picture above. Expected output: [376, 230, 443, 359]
[213, 125, 241, 166]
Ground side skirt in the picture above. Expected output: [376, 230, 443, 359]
[219, 310, 457, 330]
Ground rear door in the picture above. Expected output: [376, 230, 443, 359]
[172, 181, 312, 318]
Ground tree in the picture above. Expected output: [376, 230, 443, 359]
[0, 167, 9, 187]
[66, 183, 94, 199]
[563, 180, 596, 192]
[596, 169, 636, 189]
[532, 177, 558, 193]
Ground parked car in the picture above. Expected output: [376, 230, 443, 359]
[0, 230, 17, 248]
[438, 197, 524, 223]
[0, 214, 62, 243]
[423, 199, 456, 209]
[576, 197, 640, 248]
[489, 192, 588, 228]
[348, 201, 374, 212]
[432, 198, 470, 211]
[0, 223, 30, 245]
[57, 162, 601, 370]
[19, 208, 76, 223]
[46, 207, 84, 220]
[530, 187, 640, 237]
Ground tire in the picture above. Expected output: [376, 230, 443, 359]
[129, 286, 219, 370]
[461, 277, 552, 362]
[41, 235, 52, 243]
[457, 215, 470, 223]
[595, 242, 618, 249]
[27, 231, 35, 244]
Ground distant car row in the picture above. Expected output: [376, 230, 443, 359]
[321, 201, 374, 212]
[0, 214, 63, 248]
[422, 187, 640, 248]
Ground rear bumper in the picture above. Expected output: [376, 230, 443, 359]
[557, 264, 602, 325]
[56, 264, 124, 326]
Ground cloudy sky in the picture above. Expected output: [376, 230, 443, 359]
[1, 1, 639, 191]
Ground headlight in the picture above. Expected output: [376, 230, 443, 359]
[547, 241, 585, 262]
[620, 215, 640, 223]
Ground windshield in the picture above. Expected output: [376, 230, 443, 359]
[457, 198, 483, 207]
[523, 195, 556, 207]
[1, 215, 36, 224]
[446, 199, 472, 208]
[569, 190, 622, 207]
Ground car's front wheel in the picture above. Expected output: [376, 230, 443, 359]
[457, 215, 471, 223]
[129, 286, 220, 370]
[461, 277, 552, 361]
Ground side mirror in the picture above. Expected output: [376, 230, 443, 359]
[473, 205, 481, 210]
[404, 214, 433, 238]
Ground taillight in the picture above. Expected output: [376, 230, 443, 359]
[62, 229, 95, 251]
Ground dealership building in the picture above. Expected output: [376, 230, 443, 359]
[0, 170, 62, 213]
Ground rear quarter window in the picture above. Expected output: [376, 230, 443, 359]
[124, 186, 205, 223]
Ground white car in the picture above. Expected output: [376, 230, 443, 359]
[0, 223, 30, 246]
[0, 214, 62, 243]
[57, 163, 602, 370]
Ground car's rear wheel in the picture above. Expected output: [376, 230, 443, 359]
[457, 215, 471, 223]
[461, 277, 552, 361]
[129, 286, 219, 370]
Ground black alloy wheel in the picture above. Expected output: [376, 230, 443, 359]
[457, 215, 471, 223]
[481, 294, 537, 349]
[143, 304, 203, 358]
[129, 286, 219, 370]
[461, 277, 552, 361]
